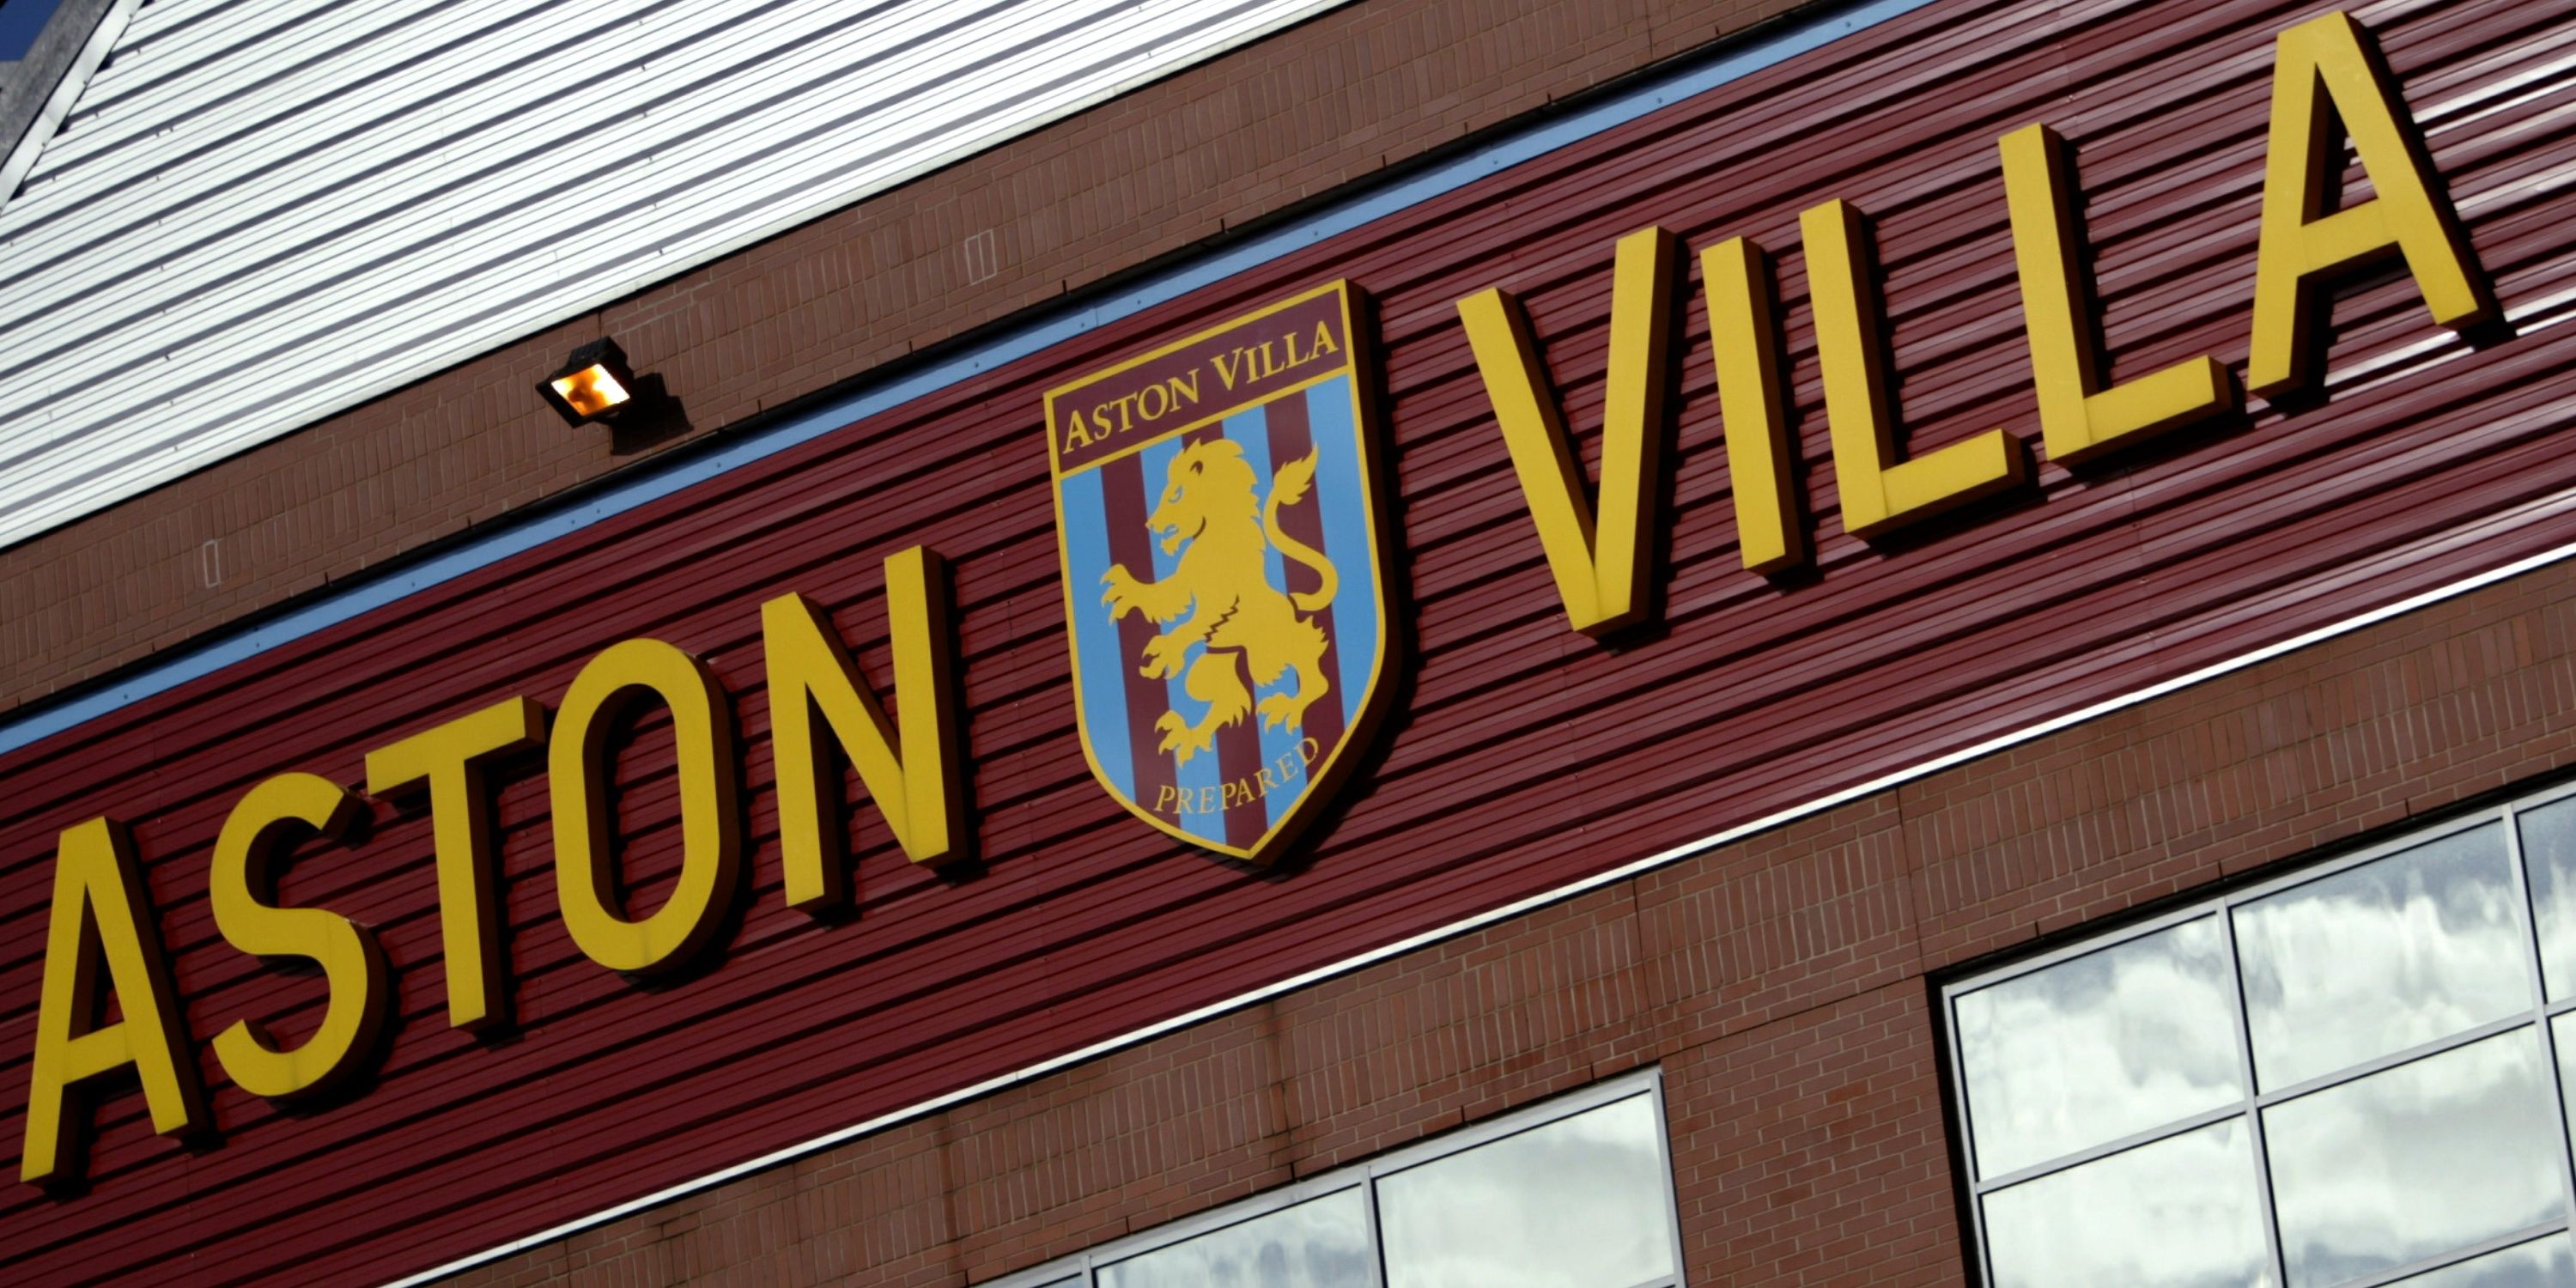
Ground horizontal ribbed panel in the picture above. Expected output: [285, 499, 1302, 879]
[2, 0, 2572, 1284]
[0, 0, 1346, 549]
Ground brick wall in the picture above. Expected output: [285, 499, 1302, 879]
[0, 0, 1813, 714]
[438, 522, 2576, 1286]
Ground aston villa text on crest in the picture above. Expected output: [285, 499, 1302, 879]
[1052, 289, 1352, 470]
[1056, 323, 1345, 453]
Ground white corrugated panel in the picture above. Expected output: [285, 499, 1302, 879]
[0, 0, 1350, 550]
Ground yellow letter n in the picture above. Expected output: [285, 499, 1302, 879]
[21, 818, 206, 1185]
[2248, 11, 2493, 398]
[762, 546, 968, 911]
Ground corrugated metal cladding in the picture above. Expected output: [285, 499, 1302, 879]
[3, 0, 2573, 1280]
[0, 0, 1352, 552]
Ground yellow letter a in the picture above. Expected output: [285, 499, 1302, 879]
[2248, 11, 2492, 398]
[1456, 226, 1676, 635]
[762, 546, 967, 910]
[21, 818, 206, 1184]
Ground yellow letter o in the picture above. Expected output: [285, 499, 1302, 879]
[549, 638, 743, 974]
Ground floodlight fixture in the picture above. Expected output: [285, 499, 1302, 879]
[539, 339, 640, 424]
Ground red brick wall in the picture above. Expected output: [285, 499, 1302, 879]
[0, 0, 1810, 715]
[440, 530, 2576, 1286]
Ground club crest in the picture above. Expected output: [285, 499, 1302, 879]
[1046, 282, 1394, 862]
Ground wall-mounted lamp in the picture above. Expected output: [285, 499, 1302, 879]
[538, 338, 641, 424]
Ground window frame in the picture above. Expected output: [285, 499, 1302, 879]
[986, 1066, 1689, 1288]
[1940, 781, 2576, 1288]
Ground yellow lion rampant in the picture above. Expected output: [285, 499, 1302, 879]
[1101, 438, 1338, 766]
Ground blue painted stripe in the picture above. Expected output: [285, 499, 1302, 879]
[0, 0, 1935, 759]
[1306, 377, 1378, 712]
[1139, 434, 1226, 844]
[1224, 405, 1309, 834]
[1056, 468, 1135, 801]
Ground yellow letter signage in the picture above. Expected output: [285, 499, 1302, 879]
[366, 696, 546, 1028]
[762, 547, 968, 910]
[209, 773, 391, 1100]
[20, 819, 205, 1184]
[550, 637, 745, 974]
[1458, 227, 1680, 632]
[2249, 11, 2491, 397]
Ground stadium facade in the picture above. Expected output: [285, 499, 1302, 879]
[4, 0, 2575, 1283]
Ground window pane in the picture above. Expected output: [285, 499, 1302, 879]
[2400, 1236, 2576, 1288]
[2235, 824, 2528, 1089]
[1097, 1188, 1370, 1288]
[2264, 1029, 2564, 1288]
[2520, 798, 2576, 1001]
[1954, 916, 2243, 1178]
[1980, 1116, 2270, 1288]
[1377, 1093, 1676, 1288]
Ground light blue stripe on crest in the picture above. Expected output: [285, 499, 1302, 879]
[1139, 434, 1227, 844]
[1306, 375, 1380, 714]
[1056, 467, 1134, 802]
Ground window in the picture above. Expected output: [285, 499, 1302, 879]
[991, 1071, 1686, 1288]
[1945, 787, 2576, 1287]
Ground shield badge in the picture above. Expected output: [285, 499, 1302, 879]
[1047, 281, 1394, 863]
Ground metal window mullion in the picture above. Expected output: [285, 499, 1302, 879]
[1644, 1067, 1690, 1288]
[2248, 1011, 2539, 1110]
[2329, 1219, 2569, 1288]
[1950, 793, 2576, 1286]
[2216, 906, 2290, 1288]
[1362, 1169, 1388, 1288]
[1942, 987, 2002, 1287]
[1969, 1101, 2250, 1194]
[2504, 802, 2576, 1231]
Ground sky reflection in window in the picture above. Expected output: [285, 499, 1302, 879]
[1955, 915, 2242, 1178]
[1980, 1116, 2272, 1288]
[1376, 1093, 1676, 1288]
[2235, 824, 2527, 1090]
[2264, 1030, 2561, 1288]
[1097, 1189, 1371, 1288]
